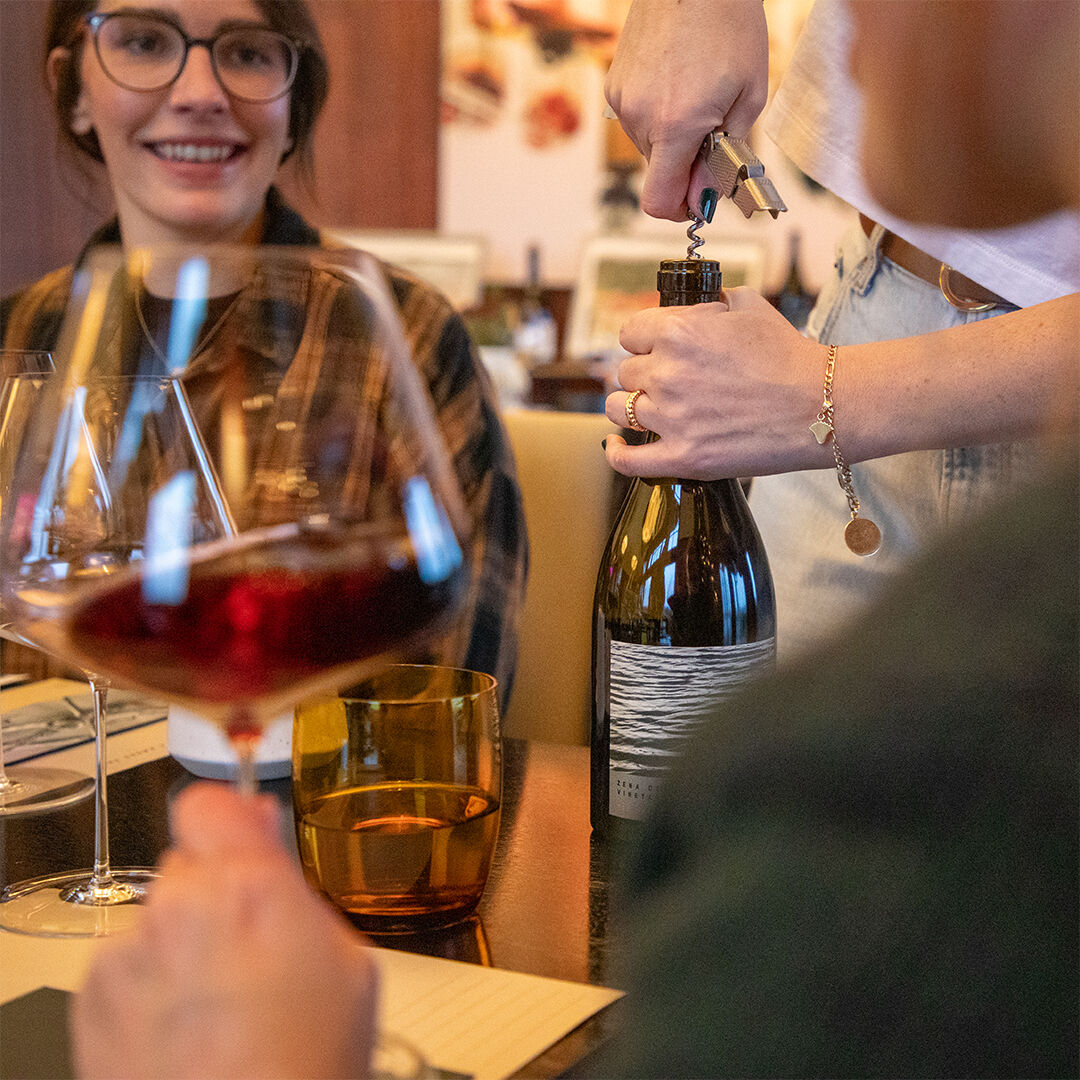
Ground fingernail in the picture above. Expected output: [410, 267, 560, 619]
[601, 437, 608, 451]
[700, 187, 718, 224]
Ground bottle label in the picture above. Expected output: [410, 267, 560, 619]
[608, 638, 776, 821]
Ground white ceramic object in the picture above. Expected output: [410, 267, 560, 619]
[167, 706, 293, 781]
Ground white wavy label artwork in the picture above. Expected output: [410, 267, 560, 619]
[608, 638, 776, 820]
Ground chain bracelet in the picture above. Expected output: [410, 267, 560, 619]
[809, 344, 881, 556]
[821, 344, 857, 512]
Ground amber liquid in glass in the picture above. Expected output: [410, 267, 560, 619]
[296, 781, 500, 932]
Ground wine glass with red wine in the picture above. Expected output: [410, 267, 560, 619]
[0, 245, 470, 797]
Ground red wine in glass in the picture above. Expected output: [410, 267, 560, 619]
[49, 524, 466, 746]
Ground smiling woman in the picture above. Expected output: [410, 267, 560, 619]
[0, 0, 528, 710]
[43, 0, 324, 246]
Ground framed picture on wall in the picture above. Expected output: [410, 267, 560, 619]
[324, 229, 487, 312]
[564, 234, 768, 360]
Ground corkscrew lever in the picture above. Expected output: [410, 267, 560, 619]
[699, 131, 787, 219]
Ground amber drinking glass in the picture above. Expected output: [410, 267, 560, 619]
[293, 665, 502, 933]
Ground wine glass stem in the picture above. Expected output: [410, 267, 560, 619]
[0, 640, 12, 792]
[0, 721, 14, 794]
[0, 704, 12, 793]
[88, 678, 117, 891]
[235, 737, 257, 798]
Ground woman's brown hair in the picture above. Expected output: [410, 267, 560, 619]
[44, 1, 329, 181]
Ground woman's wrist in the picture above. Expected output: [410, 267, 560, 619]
[809, 297, 1077, 463]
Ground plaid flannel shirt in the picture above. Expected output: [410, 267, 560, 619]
[1, 189, 527, 707]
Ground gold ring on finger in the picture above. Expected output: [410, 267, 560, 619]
[624, 389, 648, 432]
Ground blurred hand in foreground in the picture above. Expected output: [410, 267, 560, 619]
[72, 783, 378, 1080]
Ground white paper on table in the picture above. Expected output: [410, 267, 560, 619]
[372, 947, 622, 1080]
[0, 935, 622, 1080]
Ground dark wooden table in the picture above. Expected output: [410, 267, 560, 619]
[0, 737, 625, 1078]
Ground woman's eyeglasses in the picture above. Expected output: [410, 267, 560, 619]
[84, 12, 304, 103]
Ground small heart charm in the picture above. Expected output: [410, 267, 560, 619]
[809, 419, 834, 445]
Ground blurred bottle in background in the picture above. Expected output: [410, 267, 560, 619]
[600, 107, 643, 234]
[513, 245, 558, 370]
[463, 286, 531, 409]
[771, 230, 816, 331]
[600, 164, 640, 233]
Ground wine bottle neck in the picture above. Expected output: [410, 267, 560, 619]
[657, 258, 723, 307]
[647, 259, 734, 483]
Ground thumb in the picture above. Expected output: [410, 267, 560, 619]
[686, 157, 717, 224]
[604, 432, 680, 480]
[639, 138, 699, 221]
[170, 781, 282, 856]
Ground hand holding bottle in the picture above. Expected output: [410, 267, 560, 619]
[603, 288, 827, 481]
[604, 0, 770, 220]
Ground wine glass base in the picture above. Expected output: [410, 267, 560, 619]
[0, 867, 156, 937]
[0, 766, 95, 817]
[59, 877, 143, 905]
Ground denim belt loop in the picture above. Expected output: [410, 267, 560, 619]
[849, 219, 887, 296]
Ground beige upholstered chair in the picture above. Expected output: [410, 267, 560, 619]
[501, 408, 619, 745]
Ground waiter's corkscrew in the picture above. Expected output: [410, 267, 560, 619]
[699, 131, 788, 219]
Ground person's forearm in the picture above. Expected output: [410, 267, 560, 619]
[840, 294, 1079, 463]
[605, 291, 1078, 483]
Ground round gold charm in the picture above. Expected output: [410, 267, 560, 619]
[845, 516, 881, 557]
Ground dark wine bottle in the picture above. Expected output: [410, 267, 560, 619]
[590, 259, 777, 840]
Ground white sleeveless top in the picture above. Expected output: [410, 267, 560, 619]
[763, 0, 1080, 308]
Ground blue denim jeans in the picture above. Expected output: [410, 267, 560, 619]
[750, 221, 1032, 664]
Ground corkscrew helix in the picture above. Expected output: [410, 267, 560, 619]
[685, 214, 706, 259]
